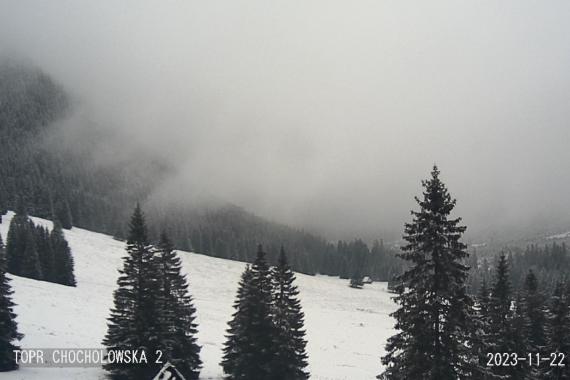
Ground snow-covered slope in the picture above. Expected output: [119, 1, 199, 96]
[0, 212, 396, 379]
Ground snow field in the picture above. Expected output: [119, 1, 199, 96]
[0, 212, 396, 379]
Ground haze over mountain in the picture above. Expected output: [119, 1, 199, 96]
[2, 1, 570, 242]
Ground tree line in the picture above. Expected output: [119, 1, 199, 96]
[469, 254, 570, 379]
[4, 164, 570, 378]
[4, 201, 75, 287]
[468, 241, 570, 295]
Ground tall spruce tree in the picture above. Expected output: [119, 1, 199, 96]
[50, 220, 76, 286]
[522, 270, 547, 351]
[487, 254, 531, 379]
[35, 225, 54, 282]
[349, 267, 364, 289]
[380, 165, 476, 379]
[271, 247, 309, 380]
[20, 227, 42, 280]
[488, 254, 512, 352]
[0, 234, 23, 371]
[221, 245, 278, 380]
[544, 281, 570, 379]
[521, 270, 547, 379]
[509, 294, 531, 379]
[5, 206, 29, 276]
[52, 199, 73, 230]
[155, 232, 201, 379]
[102, 204, 162, 379]
[221, 265, 253, 377]
[472, 280, 492, 380]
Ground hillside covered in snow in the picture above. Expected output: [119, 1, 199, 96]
[0, 211, 396, 380]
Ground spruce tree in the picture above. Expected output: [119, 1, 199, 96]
[5, 204, 46, 282]
[522, 270, 547, 351]
[5, 206, 29, 276]
[488, 254, 512, 352]
[521, 270, 547, 379]
[487, 254, 530, 379]
[35, 225, 54, 282]
[509, 294, 531, 379]
[102, 204, 162, 379]
[53, 199, 73, 230]
[472, 280, 492, 380]
[0, 234, 23, 371]
[221, 245, 277, 380]
[155, 232, 201, 379]
[20, 227, 42, 280]
[271, 247, 309, 380]
[349, 266, 364, 289]
[50, 220, 76, 286]
[221, 265, 253, 377]
[544, 281, 570, 379]
[380, 165, 476, 379]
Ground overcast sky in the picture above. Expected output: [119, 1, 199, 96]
[1, 1, 570, 241]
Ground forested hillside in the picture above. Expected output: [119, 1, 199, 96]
[467, 242, 570, 294]
[0, 60, 154, 232]
[0, 61, 402, 278]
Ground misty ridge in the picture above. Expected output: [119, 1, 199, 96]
[1, 1, 570, 249]
[3, 3, 570, 380]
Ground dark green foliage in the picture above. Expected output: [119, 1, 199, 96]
[50, 221, 76, 286]
[221, 245, 278, 380]
[486, 254, 530, 379]
[370, 239, 403, 283]
[468, 242, 570, 295]
[271, 247, 309, 380]
[0, 60, 153, 246]
[5, 211, 28, 276]
[102, 205, 162, 379]
[471, 280, 493, 380]
[522, 270, 547, 351]
[328, 238, 403, 282]
[509, 294, 531, 379]
[221, 265, 253, 377]
[20, 227, 42, 280]
[0, 61, 68, 134]
[544, 281, 570, 379]
[349, 273, 364, 289]
[488, 254, 512, 351]
[347, 240, 366, 288]
[381, 166, 476, 380]
[5, 205, 75, 286]
[475, 254, 568, 379]
[52, 200, 72, 230]
[0, 234, 23, 372]
[34, 225, 54, 282]
[155, 232, 201, 379]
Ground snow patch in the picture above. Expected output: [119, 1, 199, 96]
[546, 231, 570, 240]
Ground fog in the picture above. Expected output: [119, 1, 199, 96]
[1, 1, 570, 241]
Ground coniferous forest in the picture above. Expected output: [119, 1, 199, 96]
[4, 146, 570, 378]
[1, 64, 570, 377]
[5, 199, 75, 286]
[379, 167, 570, 380]
[0, 61, 402, 280]
[2, 3, 570, 378]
